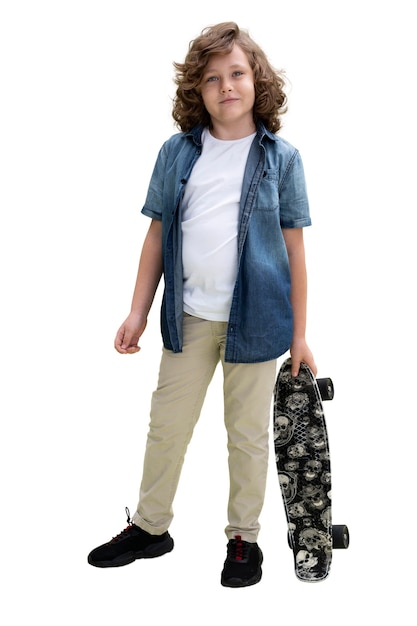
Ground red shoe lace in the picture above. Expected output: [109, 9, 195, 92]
[234, 535, 244, 561]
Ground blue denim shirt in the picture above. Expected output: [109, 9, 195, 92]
[142, 123, 311, 363]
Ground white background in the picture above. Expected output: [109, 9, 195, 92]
[1, 0, 415, 623]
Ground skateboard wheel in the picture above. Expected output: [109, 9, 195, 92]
[332, 524, 349, 549]
[288, 527, 349, 550]
[317, 377, 334, 401]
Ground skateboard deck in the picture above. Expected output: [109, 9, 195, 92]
[273, 358, 348, 582]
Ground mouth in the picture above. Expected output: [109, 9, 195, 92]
[220, 98, 238, 104]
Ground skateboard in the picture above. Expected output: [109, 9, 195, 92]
[273, 358, 349, 582]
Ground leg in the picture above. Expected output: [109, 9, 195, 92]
[132, 314, 220, 533]
[222, 355, 277, 542]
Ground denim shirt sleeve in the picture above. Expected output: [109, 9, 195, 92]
[278, 150, 311, 229]
[141, 143, 168, 221]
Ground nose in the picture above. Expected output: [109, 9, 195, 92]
[220, 79, 232, 93]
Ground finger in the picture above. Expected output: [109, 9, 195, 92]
[309, 358, 318, 377]
[114, 327, 126, 352]
[125, 346, 141, 354]
[291, 360, 300, 377]
[114, 327, 137, 353]
[118, 332, 141, 354]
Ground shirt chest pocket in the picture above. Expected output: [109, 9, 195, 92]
[254, 169, 279, 212]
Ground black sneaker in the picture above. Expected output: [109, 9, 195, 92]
[88, 508, 174, 568]
[221, 535, 263, 588]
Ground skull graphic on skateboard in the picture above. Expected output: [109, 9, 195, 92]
[273, 358, 349, 582]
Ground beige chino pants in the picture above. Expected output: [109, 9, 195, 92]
[132, 313, 277, 542]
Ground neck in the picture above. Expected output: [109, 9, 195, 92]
[209, 120, 256, 141]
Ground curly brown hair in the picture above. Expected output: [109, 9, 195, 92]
[172, 22, 287, 134]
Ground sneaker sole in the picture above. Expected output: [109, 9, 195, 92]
[221, 568, 262, 588]
[88, 536, 174, 568]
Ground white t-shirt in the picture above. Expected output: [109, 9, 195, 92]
[181, 128, 256, 321]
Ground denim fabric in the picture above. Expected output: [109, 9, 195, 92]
[141, 123, 311, 363]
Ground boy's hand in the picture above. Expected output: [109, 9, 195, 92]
[114, 313, 147, 354]
[290, 339, 317, 378]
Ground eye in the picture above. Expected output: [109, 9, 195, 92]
[206, 76, 218, 82]
[233, 71, 243, 77]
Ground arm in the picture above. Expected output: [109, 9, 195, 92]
[114, 219, 163, 354]
[282, 227, 317, 377]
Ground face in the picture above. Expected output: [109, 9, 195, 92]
[199, 44, 255, 139]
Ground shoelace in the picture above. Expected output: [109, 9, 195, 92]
[232, 535, 245, 561]
[110, 507, 133, 543]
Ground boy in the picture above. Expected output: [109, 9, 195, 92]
[88, 22, 316, 588]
